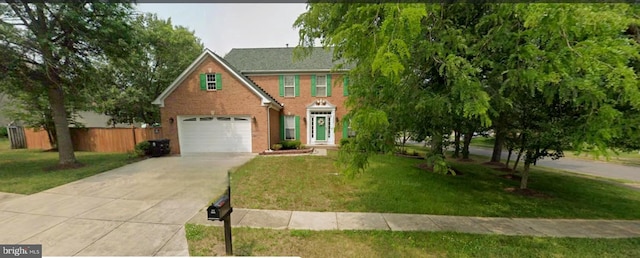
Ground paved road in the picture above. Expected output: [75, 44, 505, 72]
[470, 146, 640, 182]
[0, 153, 254, 256]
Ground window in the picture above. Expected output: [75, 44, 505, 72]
[200, 117, 214, 121]
[284, 75, 295, 97]
[206, 74, 217, 90]
[217, 117, 231, 121]
[316, 75, 327, 97]
[183, 118, 197, 122]
[284, 116, 296, 140]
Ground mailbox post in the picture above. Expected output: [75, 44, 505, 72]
[207, 173, 233, 255]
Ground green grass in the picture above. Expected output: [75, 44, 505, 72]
[0, 139, 136, 194]
[232, 150, 640, 219]
[186, 224, 640, 257]
[470, 136, 496, 148]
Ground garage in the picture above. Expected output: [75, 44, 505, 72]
[178, 116, 252, 153]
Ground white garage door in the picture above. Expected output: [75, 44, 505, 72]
[178, 116, 252, 153]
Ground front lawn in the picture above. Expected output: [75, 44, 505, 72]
[186, 225, 640, 257]
[231, 151, 640, 219]
[0, 139, 136, 194]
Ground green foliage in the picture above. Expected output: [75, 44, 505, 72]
[0, 2, 137, 165]
[272, 144, 283, 151]
[339, 137, 351, 146]
[0, 127, 6, 138]
[134, 141, 151, 157]
[296, 3, 640, 183]
[93, 13, 204, 125]
[280, 140, 301, 150]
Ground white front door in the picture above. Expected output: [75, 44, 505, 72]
[308, 111, 335, 145]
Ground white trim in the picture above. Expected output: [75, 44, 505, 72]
[152, 49, 282, 111]
[240, 69, 350, 75]
[306, 100, 336, 145]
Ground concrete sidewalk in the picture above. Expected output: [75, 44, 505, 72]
[189, 208, 640, 238]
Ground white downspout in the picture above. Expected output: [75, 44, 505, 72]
[266, 106, 271, 151]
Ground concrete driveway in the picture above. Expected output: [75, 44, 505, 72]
[0, 153, 255, 256]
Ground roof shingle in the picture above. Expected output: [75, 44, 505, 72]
[224, 47, 351, 73]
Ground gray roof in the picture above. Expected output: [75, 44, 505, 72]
[224, 47, 351, 73]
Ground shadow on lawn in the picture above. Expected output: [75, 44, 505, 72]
[342, 153, 640, 219]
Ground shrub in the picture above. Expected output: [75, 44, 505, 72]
[340, 138, 351, 146]
[299, 144, 306, 150]
[134, 141, 151, 157]
[0, 127, 7, 138]
[280, 140, 301, 150]
[272, 144, 282, 151]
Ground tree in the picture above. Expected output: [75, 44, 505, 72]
[0, 2, 135, 166]
[296, 3, 492, 175]
[94, 13, 203, 125]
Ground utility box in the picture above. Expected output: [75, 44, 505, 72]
[207, 195, 232, 221]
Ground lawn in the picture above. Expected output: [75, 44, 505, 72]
[186, 225, 640, 257]
[231, 150, 640, 219]
[0, 138, 136, 194]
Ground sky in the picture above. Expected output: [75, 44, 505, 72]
[135, 4, 309, 56]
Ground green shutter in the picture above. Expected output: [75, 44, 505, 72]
[279, 75, 284, 97]
[343, 75, 349, 96]
[311, 75, 317, 97]
[215, 73, 222, 90]
[280, 115, 285, 140]
[342, 120, 349, 139]
[295, 116, 300, 140]
[199, 74, 206, 90]
[326, 74, 332, 97]
[294, 75, 300, 97]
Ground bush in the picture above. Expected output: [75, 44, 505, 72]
[280, 140, 301, 150]
[134, 141, 151, 157]
[340, 137, 351, 146]
[272, 144, 282, 151]
[0, 127, 7, 138]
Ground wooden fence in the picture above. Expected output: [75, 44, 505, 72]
[7, 126, 27, 149]
[24, 127, 164, 153]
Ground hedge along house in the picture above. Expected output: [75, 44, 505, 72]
[152, 47, 351, 154]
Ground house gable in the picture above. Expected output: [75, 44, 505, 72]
[152, 49, 282, 110]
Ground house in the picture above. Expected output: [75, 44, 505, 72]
[152, 47, 351, 154]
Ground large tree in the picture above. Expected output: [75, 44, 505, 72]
[0, 2, 135, 166]
[94, 13, 203, 125]
[296, 3, 640, 186]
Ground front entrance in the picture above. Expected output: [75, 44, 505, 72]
[315, 116, 327, 141]
[307, 99, 337, 145]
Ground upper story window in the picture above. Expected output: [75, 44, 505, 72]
[200, 73, 222, 91]
[284, 75, 295, 97]
[312, 74, 331, 97]
[206, 74, 217, 90]
[316, 75, 327, 97]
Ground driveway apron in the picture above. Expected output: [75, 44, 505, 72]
[0, 153, 254, 256]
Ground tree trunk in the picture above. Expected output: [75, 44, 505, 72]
[513, 148, 523, 171]
[47, 85, 77, 165]
[462, 130, 473, 159]
[520, 161, 531, 189]
[431, 133, 443, 156]
[491, 126, 505, 163]
[505, 147, 513, 168]
[453, 131, 461, 158]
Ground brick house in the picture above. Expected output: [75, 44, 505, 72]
[152, 47, 351, 154]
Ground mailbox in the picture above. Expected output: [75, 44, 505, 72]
[207, 195, 232, 221]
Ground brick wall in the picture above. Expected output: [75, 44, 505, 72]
[248, 74, 349, 144]
[160, 56, 269, 153]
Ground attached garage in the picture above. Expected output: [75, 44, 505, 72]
[178, 116, 252, 153]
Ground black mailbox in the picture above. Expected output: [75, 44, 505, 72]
[207, 195, 232, 221]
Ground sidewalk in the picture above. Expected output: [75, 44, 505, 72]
[189, 208, 640, 238]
